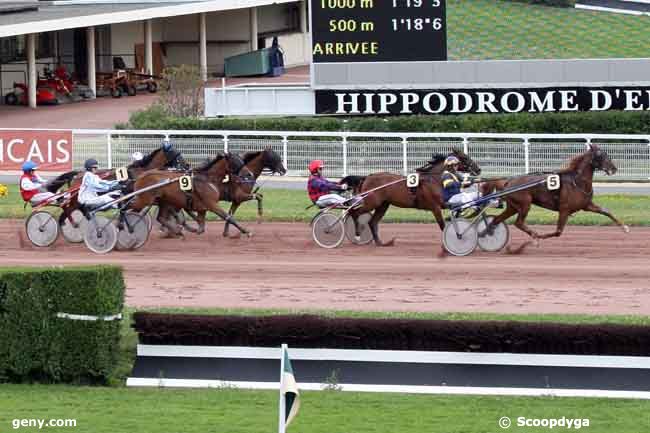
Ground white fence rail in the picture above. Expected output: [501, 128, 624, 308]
[70, 129, 650, 180]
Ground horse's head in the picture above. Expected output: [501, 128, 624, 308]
[451, 147, 481, 176]
[589, 144, 617, 176]
[262, 148, 287, 175]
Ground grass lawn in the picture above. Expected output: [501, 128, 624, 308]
[1, 384, 649, 433]
[447, 0, 650, 60]
[1, 185, 648, 226]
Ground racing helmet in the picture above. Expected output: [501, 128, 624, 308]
[131, 151, 144, 161]
[444, 156, 460, 167]
[21, 161, 38, 172]
[162, 138, 173, 151]
[308, 160, 324, 174]
[84, 158, 99, 171]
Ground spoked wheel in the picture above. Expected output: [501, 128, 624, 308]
[84, 215, 118, 254]
[477, 216, 510, 252]
[442, 218, 478, 257]
[312, 212, 345, 249]
[344, 213, 372, 245]
[60, 210, 87, 243]
[25, 211, 59, 247]
[116, 211, 151, 250]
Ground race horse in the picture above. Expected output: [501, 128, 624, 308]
[130, 152, 252, 237]
[221, 148, 287, 237]
[342, 148, 482, 246]
[481, 144, 629, 241]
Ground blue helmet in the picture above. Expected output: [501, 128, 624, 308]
[444, 156, 460, 167]
[22, 161, 38, 172]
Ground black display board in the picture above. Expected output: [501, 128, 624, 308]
[311, 0, 447, 63]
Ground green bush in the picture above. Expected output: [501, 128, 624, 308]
[0, 266, 125, 384]
[120, 105, 650, 134]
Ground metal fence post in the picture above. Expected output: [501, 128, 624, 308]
[342, 134, 348, 177]
[524, 138, 530, 174]
[107, 132, 112, 169]
[223, 134, 229, 153]
[647, 141, 650, 180]
[463, 137, 469, 155]
[282, 136, 288, 172]
[402, 137, 408, 175]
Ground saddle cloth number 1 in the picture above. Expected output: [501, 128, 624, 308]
[179, 175, 193, 191]
[115, 167, 129, 182]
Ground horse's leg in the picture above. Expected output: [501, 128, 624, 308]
[222, 203, 238, 237]
[158, 207, 183, 237]
[584, 202, 630, 233]
[369, 202, 393, 247]
[255, 193, 264, 223]
[432, 206, 445, 231]
[537, 208, 571, 240]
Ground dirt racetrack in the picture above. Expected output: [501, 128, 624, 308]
[1, 219, 648, 315]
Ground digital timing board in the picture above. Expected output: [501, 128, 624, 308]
[311, 0, 447, 63]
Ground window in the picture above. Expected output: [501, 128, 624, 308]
[0, 34, 53, 63]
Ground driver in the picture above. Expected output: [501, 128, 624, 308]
[162, 138, 190, 171]
[78, 158, 121, 209]
[19, 161, 56, 205]
[307, 160, 348, 207]
[442, 156, 479, 207]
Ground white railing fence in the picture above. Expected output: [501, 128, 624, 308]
[72, 130, 650, 180]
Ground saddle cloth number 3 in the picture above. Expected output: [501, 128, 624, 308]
[547, 174, 560, 191]
[406, 173, 420, 188]
[179, 176, 193, 191]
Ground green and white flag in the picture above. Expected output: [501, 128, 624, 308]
[279, 344, 300, 433]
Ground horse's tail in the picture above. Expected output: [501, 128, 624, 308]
[47, 170, 79, 193]
[340, 175, 366, 194]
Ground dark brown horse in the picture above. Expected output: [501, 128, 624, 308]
[344, 148, 482, 246]
[131, 153, 251, 237]
[220, 148, 287, 237]
[482, 144, 629, 241]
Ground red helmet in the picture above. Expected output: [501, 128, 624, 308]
[308, 160, 324, 173]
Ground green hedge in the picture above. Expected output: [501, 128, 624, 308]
[0, 266, 125, 383]
[121, 105, 650, 134]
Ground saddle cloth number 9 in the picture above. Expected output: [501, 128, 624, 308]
[179, 175, 193, 191]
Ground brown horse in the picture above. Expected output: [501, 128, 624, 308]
[221, 148, 287, 237]
[344, 148, 482, 246]
[131, 153, 251, 237]
[482, 144, 629, 241]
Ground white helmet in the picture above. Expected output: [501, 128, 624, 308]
[131, 151, 144, 161]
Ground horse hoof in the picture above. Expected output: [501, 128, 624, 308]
[623, 225, 631, 234]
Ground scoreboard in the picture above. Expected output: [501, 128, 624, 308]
[311, 0, 447, 63]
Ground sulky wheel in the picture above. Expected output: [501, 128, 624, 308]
[60, 210, 87, 243]
[477, 216, 510, 253]
[344, 213, 372, 245]
[116, 211, 151, 250]
[84, 215, 118, 254]
[442, 218, 478, 257]
[25, 211, 59, 247]
[312, 212, 345, 249]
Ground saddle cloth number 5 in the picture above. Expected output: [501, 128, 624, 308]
[547, 174, 560, 191]
[179, 175, 193, 191]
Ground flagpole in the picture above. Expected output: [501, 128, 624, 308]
[278, 344, 287, 433]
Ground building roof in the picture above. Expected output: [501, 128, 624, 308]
[0, 0, 295, 38]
